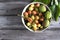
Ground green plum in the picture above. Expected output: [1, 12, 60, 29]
[42, 20, 50, 27]
[45, 11, 52, 19]
[39, 5, 46, 12]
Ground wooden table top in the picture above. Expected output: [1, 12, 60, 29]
[0, 0, 60, 40]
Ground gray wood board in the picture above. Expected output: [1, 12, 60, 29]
[0, 2, 30, 15]
[0, 2, 29, 9]
[0, 16, 60, 30]
[0, 30, 60, 40]
[0, 0, 32, 2]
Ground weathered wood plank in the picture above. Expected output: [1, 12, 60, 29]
[0, 9, 23, 16]
[0, 0, 59, 2]
[0, 2, 30, 15]
[0, 30, 60, 40]
[0, 10, 17, 16]
[0, 16, 60, 30]
[0, 2, 29, 10]
[0, 0, 32, 2]
[0, 16, 25, 30]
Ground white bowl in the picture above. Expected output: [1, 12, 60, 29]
[21, 2, 51, 33]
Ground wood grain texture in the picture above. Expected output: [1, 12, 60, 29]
[0, 2, 29, 10]
[0, 30, 60, 40]
[0, 16, 59, 30]
[0, 2, 30, 15]
[0, 0, 32, 2]
[0, 16, 24, 30]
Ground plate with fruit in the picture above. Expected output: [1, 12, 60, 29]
[22, 2, 52, 32]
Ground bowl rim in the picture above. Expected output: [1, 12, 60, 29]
[21, 2, 52, 33]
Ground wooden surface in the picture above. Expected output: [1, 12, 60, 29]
[0, 30, 60, 40]
[0, 0, 60, 40]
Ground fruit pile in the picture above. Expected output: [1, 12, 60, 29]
[33, 0, 60, 21]
[23, 3, 52, 31]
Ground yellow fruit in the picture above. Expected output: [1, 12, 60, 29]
[37, 24, 41, 27]
[32, 23, 37, 27]
[33, 26, 38, 31]
[35, 20, 39, 23]
[27, 22, 31, 26]
[31, 15, 35, 20]
[32, 23, 37, 31]
[30, 4, 34, 7]
[35, 16, 39, 20]
[29, 7, 34, 11]
[40, 26, 43, 29]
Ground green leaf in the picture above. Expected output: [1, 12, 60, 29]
[40, 0, 51, 5]
[33, 0, 41, 2]
[54, 5, 60, 21]
[33, 0, 51, 5]
[33, 0, 37, 2]
[50, 5, 56, 13]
